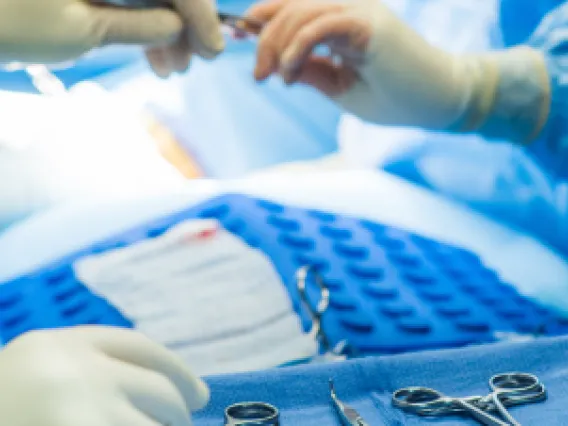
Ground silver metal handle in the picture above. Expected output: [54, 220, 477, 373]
[457, 400, 509, 426]
[224, 402, 280, 426]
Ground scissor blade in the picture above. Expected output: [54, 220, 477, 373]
[341, 407, 370, 426]
[329, 379, 370, 426]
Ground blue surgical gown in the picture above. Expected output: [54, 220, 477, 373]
[383, 0, 568, 256]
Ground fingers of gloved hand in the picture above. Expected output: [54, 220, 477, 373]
[106, 358, 192, 426]
[254, 1, 343, 81]
[279, 13, 370, 81]
[146, 31, 191, 78]
[89, 6, 183, 46]
[172, 0, 224, 58]
[243, 0, 297, 40]
[274, 3, 344, 49]
[169, 29, 193, 73]
[145, 46, 173, 78]
[291, 56, 357, 97]
[245, 0, 295, 23]
[76, 327, 210, 411]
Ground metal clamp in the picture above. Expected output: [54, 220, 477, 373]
[295, 265, 353, 360]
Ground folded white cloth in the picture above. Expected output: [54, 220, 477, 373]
[74, 219, 317, 375]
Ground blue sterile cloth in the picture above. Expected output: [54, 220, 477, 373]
[196, 336, 568, 425]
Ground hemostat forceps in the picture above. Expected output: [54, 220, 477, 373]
[296, 265, 352, 361]
[392, 372, 547, 425]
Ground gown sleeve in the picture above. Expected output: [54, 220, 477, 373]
[525, 2, 568, 179]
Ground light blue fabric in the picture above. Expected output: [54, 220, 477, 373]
[379, 1, 568, 257]
[0, 46, 142, 93]
[196, 336, 568, 425]
[526, 2, 568, 180]
[97, 43, 340, 178]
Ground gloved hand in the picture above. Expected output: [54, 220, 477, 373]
[144, 0, 225, 78]
[0, 0, 223, 67]
[0, 326, 209, 426]
[248, 0, 550, 143]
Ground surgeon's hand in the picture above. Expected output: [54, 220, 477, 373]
[247, 0, 473, 130]
[247, 0, 549, 139]
[144, 0, 225, 78]
[0, 327, 209, 426]
[0, 0, 223, 66]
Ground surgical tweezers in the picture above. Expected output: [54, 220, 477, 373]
[329, 379, 370, 426]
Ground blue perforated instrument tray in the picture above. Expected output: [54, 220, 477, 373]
[1, 194, 567, 352]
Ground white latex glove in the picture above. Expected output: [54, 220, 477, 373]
[144, 0, 226, 78]
[248, 0, 550, 144]
[0, 0, 222, 64]
[0, 326, 209, 426]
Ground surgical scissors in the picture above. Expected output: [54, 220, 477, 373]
[329, 379, 370, 426]
[392, 372, 546, 425]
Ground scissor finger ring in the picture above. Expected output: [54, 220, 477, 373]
[224, 402, 280, 425]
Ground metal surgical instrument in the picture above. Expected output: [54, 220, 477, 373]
[392, 386, 510, 425]
[392, 372, 547, 425]
[224, 402, 280, 426]
[478, 373, 547, 426]
[296, 265, 353, 361]
[329, 379, 370, 426]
